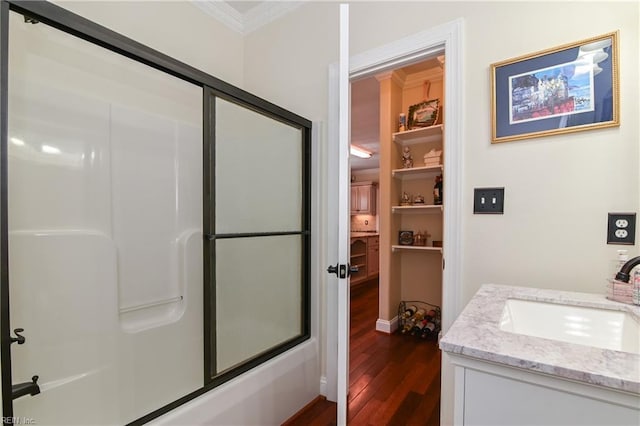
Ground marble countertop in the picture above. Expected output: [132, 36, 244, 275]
[439, 284, 640, 394]
[350, 232, 379, 238]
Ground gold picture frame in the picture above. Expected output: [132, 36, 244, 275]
[491, 31, 619, 143]
[408, 99, 440, 129]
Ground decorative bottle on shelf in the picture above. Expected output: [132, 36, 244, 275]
[433, 174, 443, 205]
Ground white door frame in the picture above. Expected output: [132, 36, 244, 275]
[325, 16, 465, 408]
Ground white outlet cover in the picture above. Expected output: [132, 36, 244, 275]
[616, 219, 629, 228]
[615, 229, 629, 238]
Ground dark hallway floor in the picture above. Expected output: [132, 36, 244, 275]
[284, 280, 441, 425]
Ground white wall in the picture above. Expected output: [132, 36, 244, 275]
[52, 0, 245, 86]
[244, 1, 639, 424]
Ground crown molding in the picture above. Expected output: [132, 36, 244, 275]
[403, 68, 444, 89]
[244, 2, 303, 35]
[375, 69, 406, 88]
[192, 1, 243, 34]
[192, 1, 304, 35]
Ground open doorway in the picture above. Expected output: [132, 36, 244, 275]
[286, 16, 463, 425]
[285, 54, 448, 425]
[347, 55, 444, 423]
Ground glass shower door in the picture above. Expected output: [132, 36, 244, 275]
[208, 94, 310, 381]
[7, 10, 203, 424]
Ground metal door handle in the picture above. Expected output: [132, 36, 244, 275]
[327, 264, 358, 278]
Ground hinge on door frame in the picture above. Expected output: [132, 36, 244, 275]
[442, 258, 445, 270]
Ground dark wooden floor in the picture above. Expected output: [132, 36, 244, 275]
[284, 280, 441, 425]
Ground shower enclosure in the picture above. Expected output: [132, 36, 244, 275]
[0, 2, 311, 424]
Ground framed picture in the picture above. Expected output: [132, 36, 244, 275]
[491, 31, 619, 143]
[398, 231, 414, 246]
[408, 99, 439, 129]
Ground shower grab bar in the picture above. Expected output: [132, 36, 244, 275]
[119, 295, 183, 314]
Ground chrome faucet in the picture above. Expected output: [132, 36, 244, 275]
[614, 255, 640, 283]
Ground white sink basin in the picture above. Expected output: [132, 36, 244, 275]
[500, 299, 640, 354]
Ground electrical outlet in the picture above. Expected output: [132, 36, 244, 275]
[607, 213, 636, 245]
[473, 187, 504, 214]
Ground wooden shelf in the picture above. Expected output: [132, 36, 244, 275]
[392, 205, 443, 215]
[392, 124, 443, 146]
[350, 253, 366, 259]
[392, 245, 442, 253]
[392, 164, 443, 179]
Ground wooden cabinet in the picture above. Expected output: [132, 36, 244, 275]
[350, 235, 379, 285]
[350, 182, 376, 215]
[349, 237, 368, 284]
[367, 236, 379, 276]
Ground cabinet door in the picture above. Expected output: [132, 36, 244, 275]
[350, 185, 359, 214]
[350, 238, 368, 284]
[367, 236, 379, 276]
[351, 184, 376, 215]
[366, 185, 376, 215]
[356, 186, 370, 213]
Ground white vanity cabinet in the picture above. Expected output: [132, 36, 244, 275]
[440, 284, 640, 426]
[450, 354, 640, 426]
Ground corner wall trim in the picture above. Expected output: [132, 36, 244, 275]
[375, 316, 398, 334]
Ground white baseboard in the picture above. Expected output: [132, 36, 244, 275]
[320, 376, 327, 396]
[375, 316, 399, 334]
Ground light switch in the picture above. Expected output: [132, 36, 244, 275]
[473, 188, 504, 214]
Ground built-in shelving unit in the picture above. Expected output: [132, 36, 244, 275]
[392, 124, 443, 146]
[392, 164, 443, 179]
[389, 120, 444, 315]
[376, 63, 446, 334]
[391, 245, 443, 253]
[392, 205, 442, 214]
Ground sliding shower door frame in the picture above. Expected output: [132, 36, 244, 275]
[0, 1, 312, 424]
[203, 87, 311, 388]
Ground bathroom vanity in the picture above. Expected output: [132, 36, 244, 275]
[440, 284, 640, 426]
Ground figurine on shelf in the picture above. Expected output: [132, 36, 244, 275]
[402, 146, 413, 168]
[413, 231, 426, 246]
[400, 192, 412, 206]
[413, 194, 425, 204]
